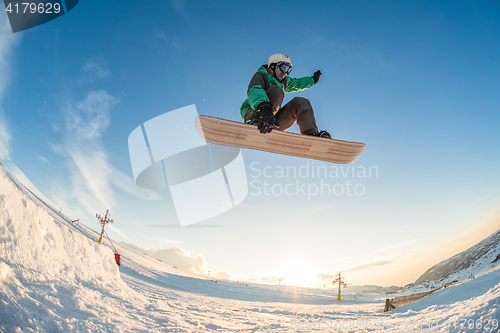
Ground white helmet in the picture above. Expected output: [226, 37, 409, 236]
[267, 53, 292, 67]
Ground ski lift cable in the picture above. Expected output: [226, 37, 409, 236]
[104, 229, 118, 253]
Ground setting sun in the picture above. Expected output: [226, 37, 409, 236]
[278, 258, 317, 287]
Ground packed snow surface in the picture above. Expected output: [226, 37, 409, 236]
[1, 165, 499, 332]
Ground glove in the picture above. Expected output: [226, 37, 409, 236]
[256, 102, 279, 134]
[312, 70, 322, 84]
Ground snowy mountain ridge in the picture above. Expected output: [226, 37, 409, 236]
[414, 227, 500, 288]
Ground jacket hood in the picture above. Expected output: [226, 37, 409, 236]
[257, 65, 268, 73]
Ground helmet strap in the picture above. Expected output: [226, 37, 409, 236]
[268, 64, 279, 81]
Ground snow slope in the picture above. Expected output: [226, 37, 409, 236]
[0, 165, 140, 331]
[1, 164, 500, 332]
[387, 270, 500, 332]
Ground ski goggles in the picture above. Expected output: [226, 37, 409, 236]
[277, 61, 292, 75]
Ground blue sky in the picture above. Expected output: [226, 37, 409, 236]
[1, 0, 499, 287]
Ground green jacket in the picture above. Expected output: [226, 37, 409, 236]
[240, 65, 315, 119]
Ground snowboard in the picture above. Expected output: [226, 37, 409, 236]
[195, 116, 365, 164]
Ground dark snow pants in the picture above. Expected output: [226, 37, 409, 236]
[244, 85, 319, 135]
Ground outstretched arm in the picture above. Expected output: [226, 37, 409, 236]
[285, 76, 315, 93]
[285, 70, 322, 92]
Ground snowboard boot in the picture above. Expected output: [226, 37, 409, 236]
[309, 130, 331, 139]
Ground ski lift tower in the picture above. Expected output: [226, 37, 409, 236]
[96, 209, 114, 244]
[332, 272, 348, 301]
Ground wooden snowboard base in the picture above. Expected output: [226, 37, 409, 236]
[195, 116, 365, 164]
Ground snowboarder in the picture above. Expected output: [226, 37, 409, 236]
[240, 53, 330, 138]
